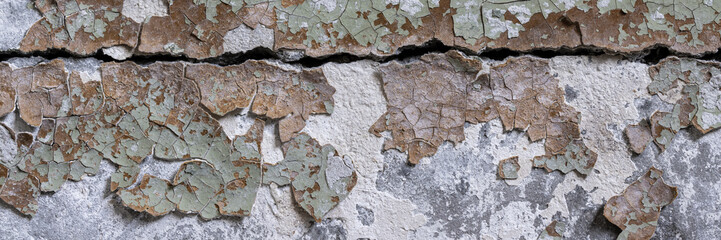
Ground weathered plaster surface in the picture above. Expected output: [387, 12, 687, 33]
[1, 0, 720, 239]
[1, 54, 718, 239]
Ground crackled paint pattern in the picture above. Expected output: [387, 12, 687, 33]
[370, 51, 596, 175]
[0, 58, 353, 221]
[625, 57, 721, 154]
[137, 0, 276, 58]
[604, 167, 678, 240]
[117, 119, 265, 218]
[15, 0, 721, 58]
[186, 61, 335, 142]
[20, 0, 141, 55]
[263, 133, 357, 222]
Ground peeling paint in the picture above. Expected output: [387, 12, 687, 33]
[263, 133, 357, 222]
[0, 3, 720, 234]
[14, 0, 721, 58]
[604, 167, 678, 240]
[20, 0, 140, 55]
[370, 51, 596, 175]
[626, 57, 721, 154]
[0, 58, 346, 220]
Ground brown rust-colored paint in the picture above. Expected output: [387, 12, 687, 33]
[15, 0, 721, 59]
[137, 0, 276, 58]
[68, 72, 104, 116]
[604, 167, 678, 240]
[0, 63, 15, 117]
[370, 51, 596, 175]
[625, 121, 653, 154]
[0, 170, 40, 216]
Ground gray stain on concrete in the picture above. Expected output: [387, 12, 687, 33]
[629, 128, 721, 239]
[376, 123, 566, 238]
[355, 205, 374, 226]
[302, 219, 347, 240]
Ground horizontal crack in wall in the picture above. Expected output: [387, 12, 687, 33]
[2, 40, 721, 68]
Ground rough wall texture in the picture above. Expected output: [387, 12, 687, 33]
[1, 0, 720, 239]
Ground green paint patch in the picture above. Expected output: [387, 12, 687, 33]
[263, 133, 357, 222]
[635, 57, 721, 153]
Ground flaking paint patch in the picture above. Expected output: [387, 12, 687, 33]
[304, 61, 426, 238]
[371, 51, 596, 175]
[262, 133, 358, 222]
[20, 0, 140, 55]
[498, 156, 520, 179]
[0, 24, 718, 238]
[136, 0, 277, 58]
[540, 55, 651, 233]
[604, 167, 678, 240]
[0, 58, 352, 221]
[538, 220, 565, 239]
[629, 57, 721, 154]
[186, 60, 335, 143]
[625, 121, 653, 154]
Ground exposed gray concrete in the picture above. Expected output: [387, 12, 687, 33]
[0, 0, 40, 51]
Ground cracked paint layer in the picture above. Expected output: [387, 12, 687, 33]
[137, 0, 276, 58]
[370, 50, 596, 175]
[15, 0, 721, 59]
[263, 133, 357, 222]
[0, 51, 717, 238]
[186, 60, 335, 142]
[20, 0, 141, 55]
[117, 119, 265, 219]
[603, 167, 678, 240]
[626, 57, 721, 153]
[0, 58, 350, 220]
[0, 165, 40, 216]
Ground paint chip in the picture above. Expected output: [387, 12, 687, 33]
[604, 167, 678, 240]
[498, 156, 520, 179]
